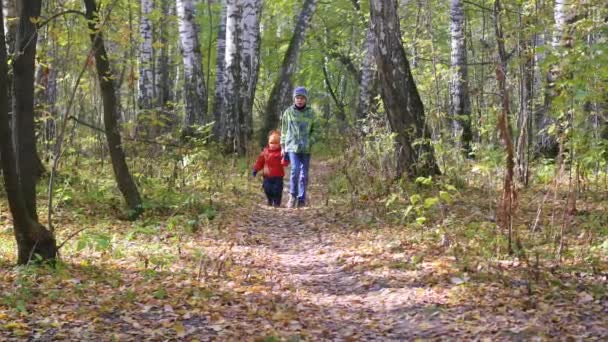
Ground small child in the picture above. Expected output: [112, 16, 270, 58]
[252, 130, 289, 207]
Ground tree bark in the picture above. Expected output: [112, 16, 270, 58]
[85, 0, 143, 219]
[261, 0, 318, 147]
[211, 0, 227, 139]
[155, 0, 173, 108]
[449, 0, 472, 154]
[238, 0, 262, 143]
[0, 2, 56, 264]
[370, 0, 440, 178]
[356, 27, 378, 123]
[136, 0, 155, 139]
[219, 0, 262, 153]
[221, 0, 242, 152]
[537, 0, 576, 157]
[515, 6, 535, 186]
[177, 0, 208, 136]
[12, 0, 45, 220]
[494, 0, 516, 254]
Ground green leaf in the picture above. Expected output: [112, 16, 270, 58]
[424, 197, 439, 209]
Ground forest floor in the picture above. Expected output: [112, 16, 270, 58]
[1, 158, 608, 340]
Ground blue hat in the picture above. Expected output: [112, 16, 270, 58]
[293, 86, 308, 98]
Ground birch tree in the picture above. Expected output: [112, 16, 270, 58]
[221, 0, 241, 150]
[449, 0, 472, 154]
[370, 0, 440, 177]
[356, 27, 377, 123]
[138, 0, 154, 111]
[177, 0, 208, 136]
[220, 0, 262, 152]
[261, 0, 318, 146]
[212, 0, 227, 138]
[537, 0, 575, 156]
[238, 0, 262, 143]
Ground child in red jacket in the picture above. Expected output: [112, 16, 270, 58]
[252, 130, 289, 207]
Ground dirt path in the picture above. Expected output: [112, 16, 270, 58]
[230, 161, 454, 340]
[224, 160, 608, 340]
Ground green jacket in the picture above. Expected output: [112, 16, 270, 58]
[280, 105, 316, 153]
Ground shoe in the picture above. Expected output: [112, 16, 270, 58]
[287, 195, 297, 209]
[297, 199, 307, 208]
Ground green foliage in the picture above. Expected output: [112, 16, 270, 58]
[76, 231, 112, 252]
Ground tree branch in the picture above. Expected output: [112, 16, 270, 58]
[38, 10, 87, 28]
[67, 115, 181, 148]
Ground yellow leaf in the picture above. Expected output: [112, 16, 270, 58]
[174, 322, 186, 337]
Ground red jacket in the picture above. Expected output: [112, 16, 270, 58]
[253, 144, 289, 178]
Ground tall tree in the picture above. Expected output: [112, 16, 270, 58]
[237, 0, 262, 143]
[515, 4, 536, 185]
[155, 0, 173, 108]
[177, 0, 208, 136]
[493, 0, 516, 254]
[138, 0, 154, 112]
[220, 0, 262, 153]
[536, 0, 576, 156]
[261, 0, 318, 147]
[220, 0, 241, 151]
[211, 0, 227, 139]
[12, 0, 44, 219]
[449, 0, 472, 154]
[0, 0, 56, 264]
[370, 0, 440, 177]
[84, 0, 143, 219]
[356, 27, 378, 123]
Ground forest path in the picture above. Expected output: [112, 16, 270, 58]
[228, 160, 453, 340]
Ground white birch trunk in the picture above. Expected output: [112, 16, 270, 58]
[177, 0, 208, 133]
[237, 0, 262, 142]
[449, 0, 472, 152]
[356, 27, 377, 121]
[212, 0, 227, 138]
[138, 0, 154, 109]
[222, 0, 240, 150]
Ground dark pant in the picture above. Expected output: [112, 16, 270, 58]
[263, 177, 283, 207]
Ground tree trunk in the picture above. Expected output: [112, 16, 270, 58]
[177, 0, 208, 136]
[212, 0, 227, 139]
[260, 0, 318, 147]
[449, 0, 472, 154]
[238, 0, 262, 143]
[356, 27, 378, 123]
[370, 0, 440, 178]
[515, 6, 535, 186]
[0, 2, 56, 265]
[12, 0, 45, 220]
[218, 0, 261, 153]
[85, 0, 143, 220]
[537, 0, 575, 157]
[155, 0, 173, 108]
[221, 0, 242, 152]
[494, 0, 516, 254]
[137, 0, 154, 136]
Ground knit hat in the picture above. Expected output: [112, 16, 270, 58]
[268, 130, 280, 145]
[293, 86, 308, 98]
